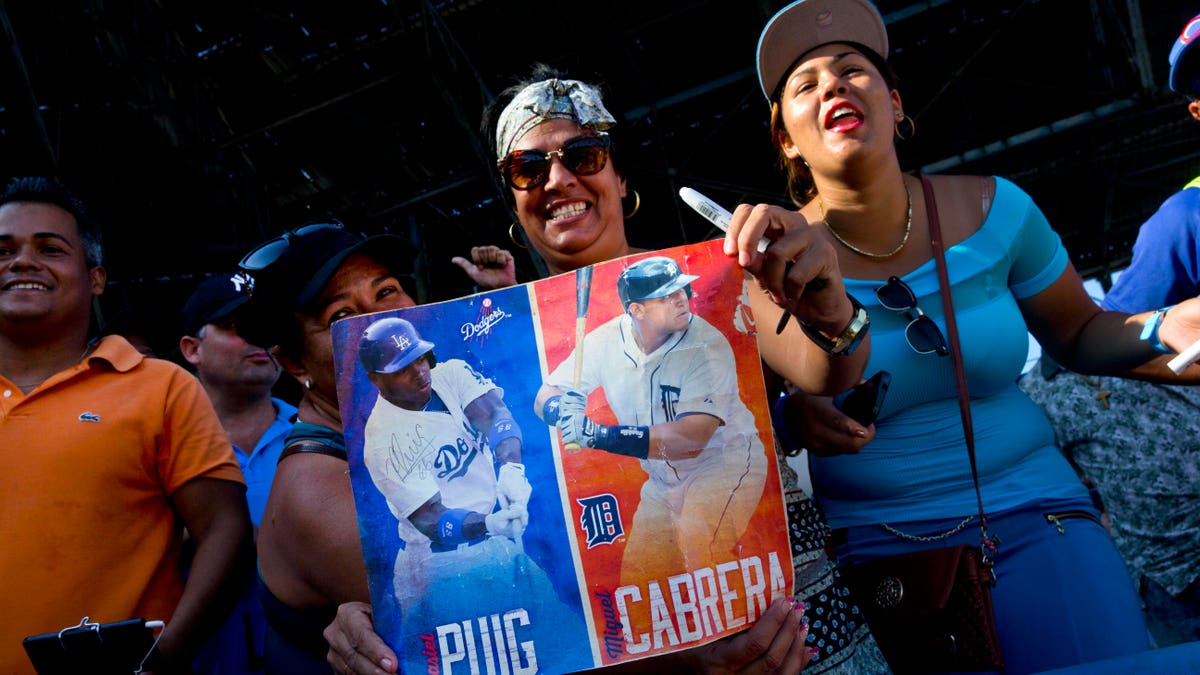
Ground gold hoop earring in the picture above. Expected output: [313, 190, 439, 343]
[624, 190, 641, 219]
[508, 222, 528, 250]
[895, 114, 916, 141]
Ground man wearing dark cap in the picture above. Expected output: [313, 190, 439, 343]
[0, 177, 252, 674]
[1020, 13, 1200, 648]
[1101, 13, 1200, 311]
[180, 272, 298, 674]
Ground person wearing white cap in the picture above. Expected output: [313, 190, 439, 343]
[724, 0, 1200, 672]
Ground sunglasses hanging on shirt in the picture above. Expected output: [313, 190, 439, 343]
[875, 276, 949, 356]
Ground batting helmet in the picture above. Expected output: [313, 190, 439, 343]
[617, 256, 699, 311]
[359, 317, 436, 374]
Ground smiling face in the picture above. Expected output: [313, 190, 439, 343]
[368, 355, 433, 411]
[286, 253, 415, 405]
[0, 201, 105, 335]
[509, 118, 630, 275]
[774, 43, 902, 179]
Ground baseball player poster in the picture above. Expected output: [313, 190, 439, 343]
[332, 238, 791, 673]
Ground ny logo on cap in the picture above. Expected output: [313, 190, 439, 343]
[230, 272, 253, 293]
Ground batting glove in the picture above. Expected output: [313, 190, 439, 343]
[496, 462, 532, 515]
[484, 505, 527, 539]
[558, 389, 588, 414]
[557, 408, 601, 449]
[558, 415, 652, 461]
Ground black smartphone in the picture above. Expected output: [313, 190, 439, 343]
[833, 370, 891, 426]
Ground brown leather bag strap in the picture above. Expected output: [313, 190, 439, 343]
[919, 174, 995, 558]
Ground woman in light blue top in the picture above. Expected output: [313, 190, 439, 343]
[726, 0, 1200, 672]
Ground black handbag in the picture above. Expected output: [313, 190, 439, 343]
[841, 175, 1004, 673]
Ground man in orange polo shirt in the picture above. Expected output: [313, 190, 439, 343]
[0, 177, 253, 673]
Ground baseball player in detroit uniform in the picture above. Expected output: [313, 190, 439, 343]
[536, 256, 768, 584]
[358, 317, 586, 671]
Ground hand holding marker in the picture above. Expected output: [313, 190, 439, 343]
[1168, 336, 1200, 374]
[679, 187, 791, 334]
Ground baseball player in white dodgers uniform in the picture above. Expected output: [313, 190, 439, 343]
[535, 256, 768, 584]
[359, 317, 587, 673]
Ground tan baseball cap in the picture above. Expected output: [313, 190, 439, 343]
[757, 0, 889, 100]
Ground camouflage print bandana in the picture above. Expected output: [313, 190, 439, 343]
[495, 78, 617, 160]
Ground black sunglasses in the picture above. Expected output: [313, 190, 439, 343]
[497, 131, 611, 191]
[875, 276, 949, 356]
[238, 222, 350, 271]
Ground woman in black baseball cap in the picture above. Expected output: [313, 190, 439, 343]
[237, 222, 417, 674]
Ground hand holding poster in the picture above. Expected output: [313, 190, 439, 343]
[332, 239, 791, 673]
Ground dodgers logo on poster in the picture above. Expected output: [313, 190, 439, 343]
[332, 240, 791, 672]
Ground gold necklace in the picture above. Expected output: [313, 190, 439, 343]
[821, 183, 912, 259]
[8, 343, 94, 391]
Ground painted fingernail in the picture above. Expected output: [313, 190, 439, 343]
[794, 601, 808, 613]
[807, 646, 820, 656]
[799, 617, 809, 632]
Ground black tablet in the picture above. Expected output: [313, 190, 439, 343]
[23, 618, 160, 675]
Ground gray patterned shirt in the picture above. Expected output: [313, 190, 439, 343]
[1019, 361, 1200, 596]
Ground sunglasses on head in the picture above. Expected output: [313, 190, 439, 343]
[238, 221, 351, 271]
[498, 131, 611, 191]
[875, 276, 949, 357]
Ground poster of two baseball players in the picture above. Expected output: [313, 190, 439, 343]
[332, 239, 791, 673]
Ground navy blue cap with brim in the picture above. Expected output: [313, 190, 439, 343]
[246, 229, 416, 311]
[180, 272, 253, 337]
[1169, 15, 1200, 96]
[237, 228, 418, 348]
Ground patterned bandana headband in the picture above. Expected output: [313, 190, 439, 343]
[495, 78, 617, 159]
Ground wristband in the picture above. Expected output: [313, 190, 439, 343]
[489, 417, 523, 448]
[596, 424, 651, 459]
[542, 395, 562, 424]
[770, 393, 803, 457]
[437, 508, 475, 546]
[798, 293, 870, 357]
[1140, 305, 1175, 354]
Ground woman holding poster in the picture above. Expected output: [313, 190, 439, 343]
[326, 66, 888, 674]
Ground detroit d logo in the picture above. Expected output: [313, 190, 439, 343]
[577, 494, 623, 548]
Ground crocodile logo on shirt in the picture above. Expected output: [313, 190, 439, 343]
[78, 412, 100, 423]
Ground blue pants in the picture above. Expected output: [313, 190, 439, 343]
[836, 496, 1151, 674]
